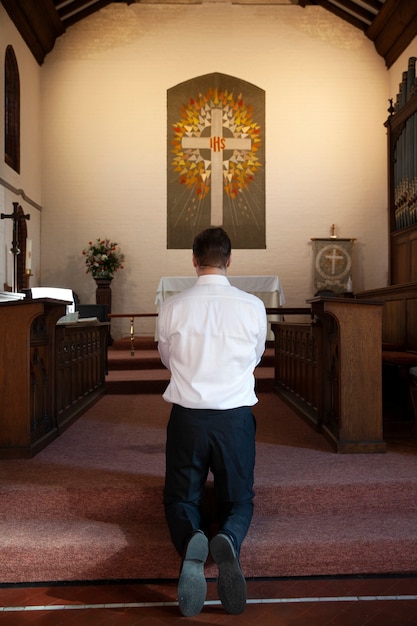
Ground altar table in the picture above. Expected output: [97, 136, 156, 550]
[155, 276, 285, 340]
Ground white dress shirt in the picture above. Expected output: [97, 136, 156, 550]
[157, 274, 267, 410]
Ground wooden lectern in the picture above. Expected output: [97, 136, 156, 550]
[309, 297, 386, 453]
[0, 299, 66, 458]
[0, 299, 109, 458]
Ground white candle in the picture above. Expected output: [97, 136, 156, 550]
[25, 238, 32, 272]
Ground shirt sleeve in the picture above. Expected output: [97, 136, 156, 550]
[255, 304, 268, 365]
[157, 306, 170, 370]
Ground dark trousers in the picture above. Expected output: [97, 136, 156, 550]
[164, 404, 256, 556]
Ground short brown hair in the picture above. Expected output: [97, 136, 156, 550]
[192, 227, 232, 268]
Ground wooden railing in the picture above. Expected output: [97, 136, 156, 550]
[109, 308, 313, 355]
[265, 307, 313, 317]
[55, 323, 109, 430]
[271, 320, 322, 429]
[108, 313, 158, 355]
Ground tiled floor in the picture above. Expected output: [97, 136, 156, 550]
[1, 576, 417, 625]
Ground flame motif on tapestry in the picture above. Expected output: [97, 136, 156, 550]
[167, 73, 265, 249]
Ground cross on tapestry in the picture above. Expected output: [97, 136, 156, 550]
[312, 238, 354, 294]
[167, 73, 265, 249]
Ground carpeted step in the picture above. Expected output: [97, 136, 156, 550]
[111, 337, 275, 354]
[105, 370, 170, 394]
[2, 393, 416, 584]
[245, 510, 417, 578]
[105, 367, 275, 394]
[1, 498, 417, 582]
[107, 347, 275, 371]
[2, 478, 417, 521]
[107, 349, 165, 371]
[111, 336, 158, 351]
[105, 346, 275, 393]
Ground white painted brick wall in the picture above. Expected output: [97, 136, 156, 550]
[1, 3, 411, 338]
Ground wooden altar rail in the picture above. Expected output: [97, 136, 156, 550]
[109, 308, 312, 355]
[108, 313, 158, 355]
[265, 307, 313, 320]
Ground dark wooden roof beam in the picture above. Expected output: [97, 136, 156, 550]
[351, 0, 383, 11]
[328, 0, 376, 23]
[316, 0, 369, 31]
[56, 0, 112, 26]
[2, 0, 416, 68]
[2, 0, 64, 65]
[367, 0, 417, 68]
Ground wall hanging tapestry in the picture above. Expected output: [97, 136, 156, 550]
[167, 73, 265, 249]
[311, 236, 355, 294]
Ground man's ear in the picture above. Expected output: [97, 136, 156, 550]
[226, 255, 231, 268]
[192, 254, 198, 268]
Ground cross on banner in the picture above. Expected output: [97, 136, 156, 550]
[325, 247, 345, 274]
[181, 108, 251, 225]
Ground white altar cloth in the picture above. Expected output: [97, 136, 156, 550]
[155, 276, 285, 340]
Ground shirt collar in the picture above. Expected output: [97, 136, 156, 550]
[196, 274, 230, 286]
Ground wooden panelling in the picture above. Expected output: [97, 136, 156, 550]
[411, 236, 417, 282]
[272, 322, 321, 429]
[55, 323, 108, 430]
[357, 282, 417, 350]
[383, 299, 406, 346]
[391, 233, 412, 285]
[407, 298, 417, 350]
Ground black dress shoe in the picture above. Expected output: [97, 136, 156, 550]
[178, 530, 209, 617]
[210, 532, 247, 614]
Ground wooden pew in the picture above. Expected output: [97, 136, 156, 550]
[356, 282, 417, 352]
[356, 282, 417, 423]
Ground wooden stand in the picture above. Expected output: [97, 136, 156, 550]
[272, 298, 386, 453]
[0, 299, 65, 458]
[0, 299, 108, 458]
[95, 277, 113, 344]
[309, 297, 386, 453]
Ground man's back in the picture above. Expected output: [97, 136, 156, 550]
[158, 274, 267, 409]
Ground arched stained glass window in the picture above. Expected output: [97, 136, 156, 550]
[4, 45, 20, 173]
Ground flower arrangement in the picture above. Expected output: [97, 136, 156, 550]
[82, 238, 125, 279]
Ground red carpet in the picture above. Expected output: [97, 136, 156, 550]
[105, 343, 275, 393]
[0, 391, 417, 584]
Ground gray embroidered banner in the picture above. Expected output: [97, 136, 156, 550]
[312, 238, 355, 293]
